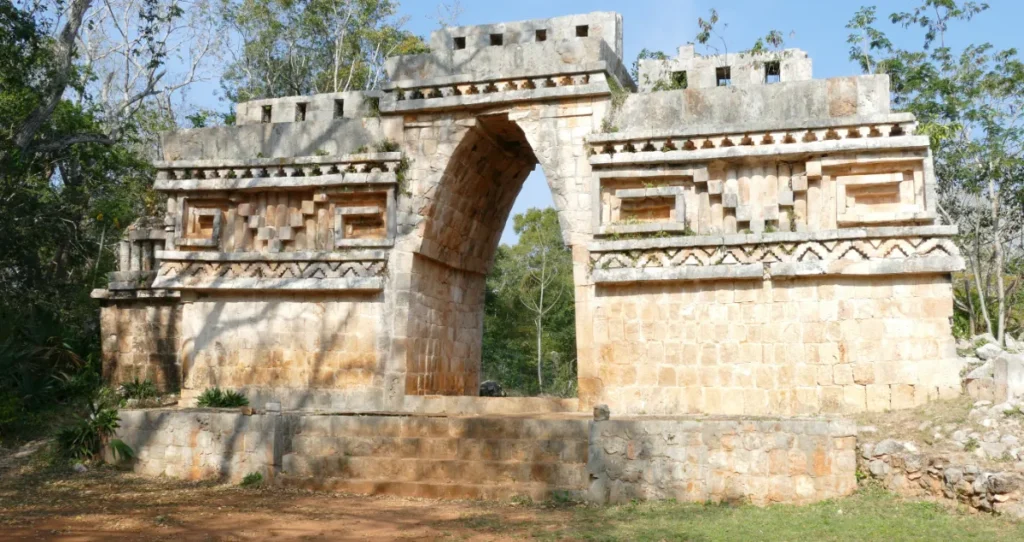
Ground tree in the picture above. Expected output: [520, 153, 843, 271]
[482, 208, 576, 396]
[0, 0, 162, 438]
[218, 0, 428, 102]
[77, 0, 223, 138]
[847, 1, 1024, 344]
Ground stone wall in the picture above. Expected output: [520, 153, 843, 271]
[179, 293, 387, 409]
[278, 413, 590, 500]
[589, 274, 961, 416]
[403, 256, 484, 395]
[115, 409, 856, 505]
[859, 438, 1024, 518]
[587, 417, 857, 504]
[114, 409, 281, 481]
[100, 299, 181, 391]
[638, 45, 813, 92]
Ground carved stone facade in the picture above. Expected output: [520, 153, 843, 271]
[95, 11, 963, 418]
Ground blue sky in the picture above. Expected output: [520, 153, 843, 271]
[186, 0, 1023, 244]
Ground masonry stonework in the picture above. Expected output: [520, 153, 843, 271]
[93, 11, 967, 504]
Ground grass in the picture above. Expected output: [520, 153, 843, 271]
[520, 486, 1024, 541]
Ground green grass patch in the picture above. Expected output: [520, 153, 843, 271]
[530, 487, 1024, 541]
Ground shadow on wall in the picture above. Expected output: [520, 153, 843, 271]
[180, 289, 382, 411]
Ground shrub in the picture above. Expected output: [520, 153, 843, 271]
[196, 388, 249, 408]
[56, 388, 133, 463]
[120, 378, 158, 400]
[240, 471, 264, 488]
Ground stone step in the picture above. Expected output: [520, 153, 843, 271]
[281, 454, 588, 487]
[287, 435, 588, 463]
[289, 415, 590, 441]
[277, 476, 585, 501]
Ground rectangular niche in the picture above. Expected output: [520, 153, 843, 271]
[333, 191, 389, 246]
[594, 169, 702, 235]
[816, 157, 928, 226]
[173, 198, 222, 248]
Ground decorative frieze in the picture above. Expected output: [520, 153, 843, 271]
[586, 116, 917, 158]
[151, 251, 387, 291]
[390, 72, 600, 102]
[589, 226, 963, 283]
[153, 153, 401, 189]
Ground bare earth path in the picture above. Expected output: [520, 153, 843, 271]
[3, 452, 1024, 541]
[0, 465, 571, 541]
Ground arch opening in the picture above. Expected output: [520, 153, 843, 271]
[403, 114, 575, 398]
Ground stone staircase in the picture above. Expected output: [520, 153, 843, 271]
[277, 414, 590, 500]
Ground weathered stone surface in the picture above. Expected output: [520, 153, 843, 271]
[96, 10, 962, 422]
[588, 417, 856, 505]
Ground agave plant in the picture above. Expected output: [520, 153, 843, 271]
[56, 388, 133, 463]
[196, 387, 249, 408]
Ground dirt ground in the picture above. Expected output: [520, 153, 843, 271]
[0, 459, 576, 541]
[4, 434, 1024, 542]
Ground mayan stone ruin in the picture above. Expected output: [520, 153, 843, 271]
[93, 12, 965, 504]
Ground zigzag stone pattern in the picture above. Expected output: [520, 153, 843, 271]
[590, 236, 959, 271]
[156, 260, 386, 282]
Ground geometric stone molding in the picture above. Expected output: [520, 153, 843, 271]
[151, 250, 387, 291]
[153, 152, 402, 191]
[589, 226, 964, 284]
[587, 113, 917, 159]
[173, 201, 222, 248]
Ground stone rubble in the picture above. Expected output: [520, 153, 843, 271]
[859, 335, 1024, 518]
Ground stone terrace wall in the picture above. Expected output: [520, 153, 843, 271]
[114, 409, 282, 481]
[100, 300, 181, 392]
[587, 417, 858, 505]
[589, 274, 961, 416]
[278, 414, 590, 500]
[116, 409, 858, 505]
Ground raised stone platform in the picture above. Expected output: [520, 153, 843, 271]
[114, 408, 856, 505]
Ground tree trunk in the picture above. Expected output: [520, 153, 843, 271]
[970, 214, 994, 338]
[10, 0, 93, 156]
[991, 176, 1006, 345]
[536, 315, 543, 390]
[965, 276, 976, 335]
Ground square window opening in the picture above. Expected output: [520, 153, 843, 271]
[453, 36, 466, 50]
[575, 25, 589, 37]
[671, 71, 688, 89]
[333, 99, 344, 118]
[261, 105, 272, 123]
[765, 61, 781, 84]
[716, 66, 732, 87]
[366, 97, 380, 115]
[489, 33, 503, 46]
[535, 29, 547, 42]
[295, 102, 307, 122]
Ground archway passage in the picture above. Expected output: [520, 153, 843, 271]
[404, 114, 542, 396]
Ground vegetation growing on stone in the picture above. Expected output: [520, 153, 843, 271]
[196, 388, 249, 408]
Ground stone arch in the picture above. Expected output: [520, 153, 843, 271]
[395, 111, 593, 398]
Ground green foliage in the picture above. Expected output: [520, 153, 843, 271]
[964, 437, 980, 452]
[196, 388, 249, 408]
[631, 48, 668, 84]
[373, 139, 400, 152]
[846, 2, 1024, 341]
[56, 388, 133, 463]
[482, 209, 576, 397]
[240, 471, 264, 488]
[219, 0, 428, 101]
[0, 0, 160, 444]
[185, 108, 235, 128]
[119, 378, 158, 401]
